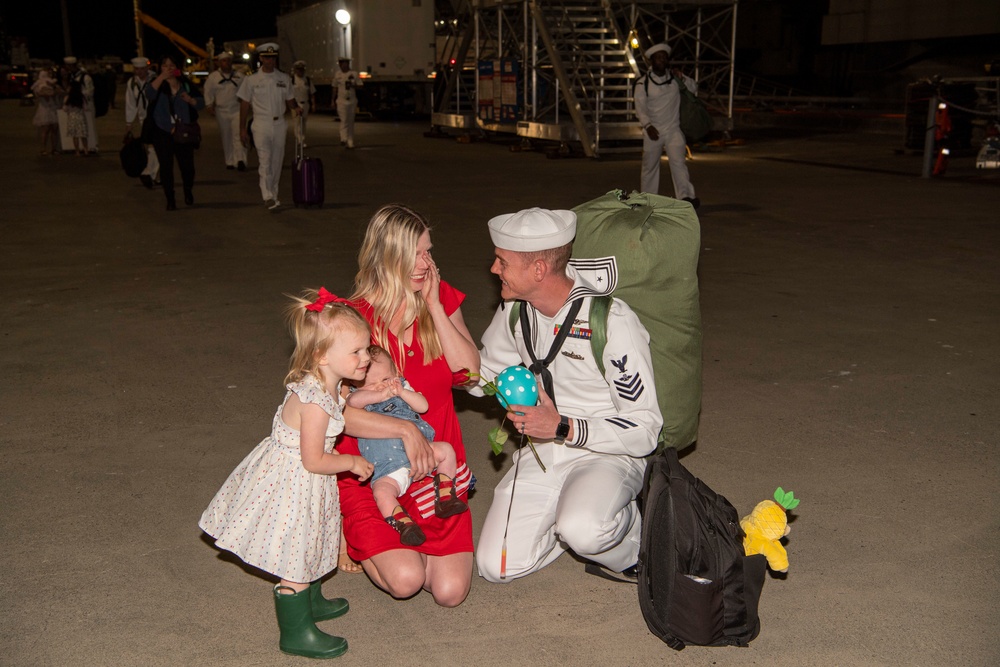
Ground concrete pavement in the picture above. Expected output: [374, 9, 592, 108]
[2, 100, 998, 666]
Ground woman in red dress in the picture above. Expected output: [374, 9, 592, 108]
[339, 204, 481, 606]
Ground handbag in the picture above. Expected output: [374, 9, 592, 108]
[678, 85, 713, 143]
[169, 82, 202, 148]
[172, 120, 201, 147]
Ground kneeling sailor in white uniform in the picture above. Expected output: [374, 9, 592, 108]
[471, 208, 662, 582]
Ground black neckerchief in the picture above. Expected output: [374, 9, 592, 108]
[130, 77, 147, 106]
[648, 70, 674, 86]
[220, 71, 238, 87]
[518, 297, 584, 408]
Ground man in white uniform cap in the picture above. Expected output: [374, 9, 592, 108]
[471, 208, 662, 582]
[204, 51, 247, 171]
[64, 57, 98, 154]
[238, 42, 300, 209]
[123, 56, 160, 187]
[290, 60, 316, 148]
[634, 43, 700, 208]
[333, 57, 362, 148]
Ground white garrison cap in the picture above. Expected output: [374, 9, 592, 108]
[216, 51, 233, 60]
[645, 43, 672, 58]
[131, 56, 149, 68]
[257, 42, 279, 55]
[488, 208, 577, 252]
[63, 56, 77, 64]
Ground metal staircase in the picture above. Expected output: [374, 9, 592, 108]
[431, 1, 739, 157]
[524, 1, 641, 155]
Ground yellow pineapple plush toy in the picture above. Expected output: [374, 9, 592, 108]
[740, 488, 800, 573]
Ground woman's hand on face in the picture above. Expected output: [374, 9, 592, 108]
[420, 256, 441, 307]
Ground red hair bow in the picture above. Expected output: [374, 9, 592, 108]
[305, 287, 349, 312]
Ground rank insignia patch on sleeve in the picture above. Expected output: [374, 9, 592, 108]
[614, 372, 645, 402]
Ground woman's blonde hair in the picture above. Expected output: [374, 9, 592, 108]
[284, 288, 370, 389]
[352, 204, 442, 369]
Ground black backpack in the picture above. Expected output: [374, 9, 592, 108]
[637, 447, 767, 649]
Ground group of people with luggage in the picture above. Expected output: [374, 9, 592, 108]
[116, 42, 362, 211]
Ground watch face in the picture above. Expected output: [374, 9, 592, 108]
[556, 418, 570, 439]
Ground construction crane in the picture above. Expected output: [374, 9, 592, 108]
[134, 6, 211, 69]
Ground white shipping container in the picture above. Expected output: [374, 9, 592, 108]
[277, 0, 435, 86]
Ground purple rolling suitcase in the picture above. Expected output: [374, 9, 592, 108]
[293, 118, 324, 207]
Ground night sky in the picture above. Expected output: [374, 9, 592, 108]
[2, 0, 280, 62]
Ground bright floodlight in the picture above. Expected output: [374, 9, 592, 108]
[242, 53, 250, 60]
[336, 9, 351, 25]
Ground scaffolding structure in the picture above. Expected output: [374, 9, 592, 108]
[432, 0, 738, 157]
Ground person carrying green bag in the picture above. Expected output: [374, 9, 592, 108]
[634, 43, 703, 209]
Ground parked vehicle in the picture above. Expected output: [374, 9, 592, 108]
[0, 69, 31, 99]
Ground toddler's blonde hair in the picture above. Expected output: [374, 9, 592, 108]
[284, 289, 370, 389]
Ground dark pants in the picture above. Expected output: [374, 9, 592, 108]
[151, 127, 195, 203]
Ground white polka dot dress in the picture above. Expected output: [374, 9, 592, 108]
[199, 375, 344, 583]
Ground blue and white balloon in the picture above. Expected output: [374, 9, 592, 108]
[494, 365, 538, 410]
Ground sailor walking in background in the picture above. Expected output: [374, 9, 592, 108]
[205, 51, 247, 171]
[291, 61, 316, 148]
[333, 57, 362, 149]
[238, 43, 300, 210]
[123, 56, 160, 188]
[634, 43, 699, 208]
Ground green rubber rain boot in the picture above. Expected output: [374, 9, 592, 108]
[273, 585, 348, 659]
[309, 580, 349, 622]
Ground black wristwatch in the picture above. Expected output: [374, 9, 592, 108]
[554, 415, 570, 444]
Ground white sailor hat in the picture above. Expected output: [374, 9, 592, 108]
[488, 208, 577, 252]
[293, 60, 306, 68]
[256, 43, 279, 55]
[63, 56, 78, 65]
[644, 43, 672, 58]
[215, 51, 233, 60]
[131, 56, 149, 68]
[338, 56, 351, 63]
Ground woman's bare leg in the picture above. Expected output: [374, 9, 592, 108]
[363, 549, 472, 607]
[363, 548, 426, 599]
[424, 552, 472, 607]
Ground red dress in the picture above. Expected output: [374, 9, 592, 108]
[338, 280, 474, 561]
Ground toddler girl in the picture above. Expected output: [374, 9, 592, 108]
[199, 288, 374, 659]
[346, 345, 468, 547]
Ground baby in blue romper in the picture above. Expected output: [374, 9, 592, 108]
[347, 345, 468, 546]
